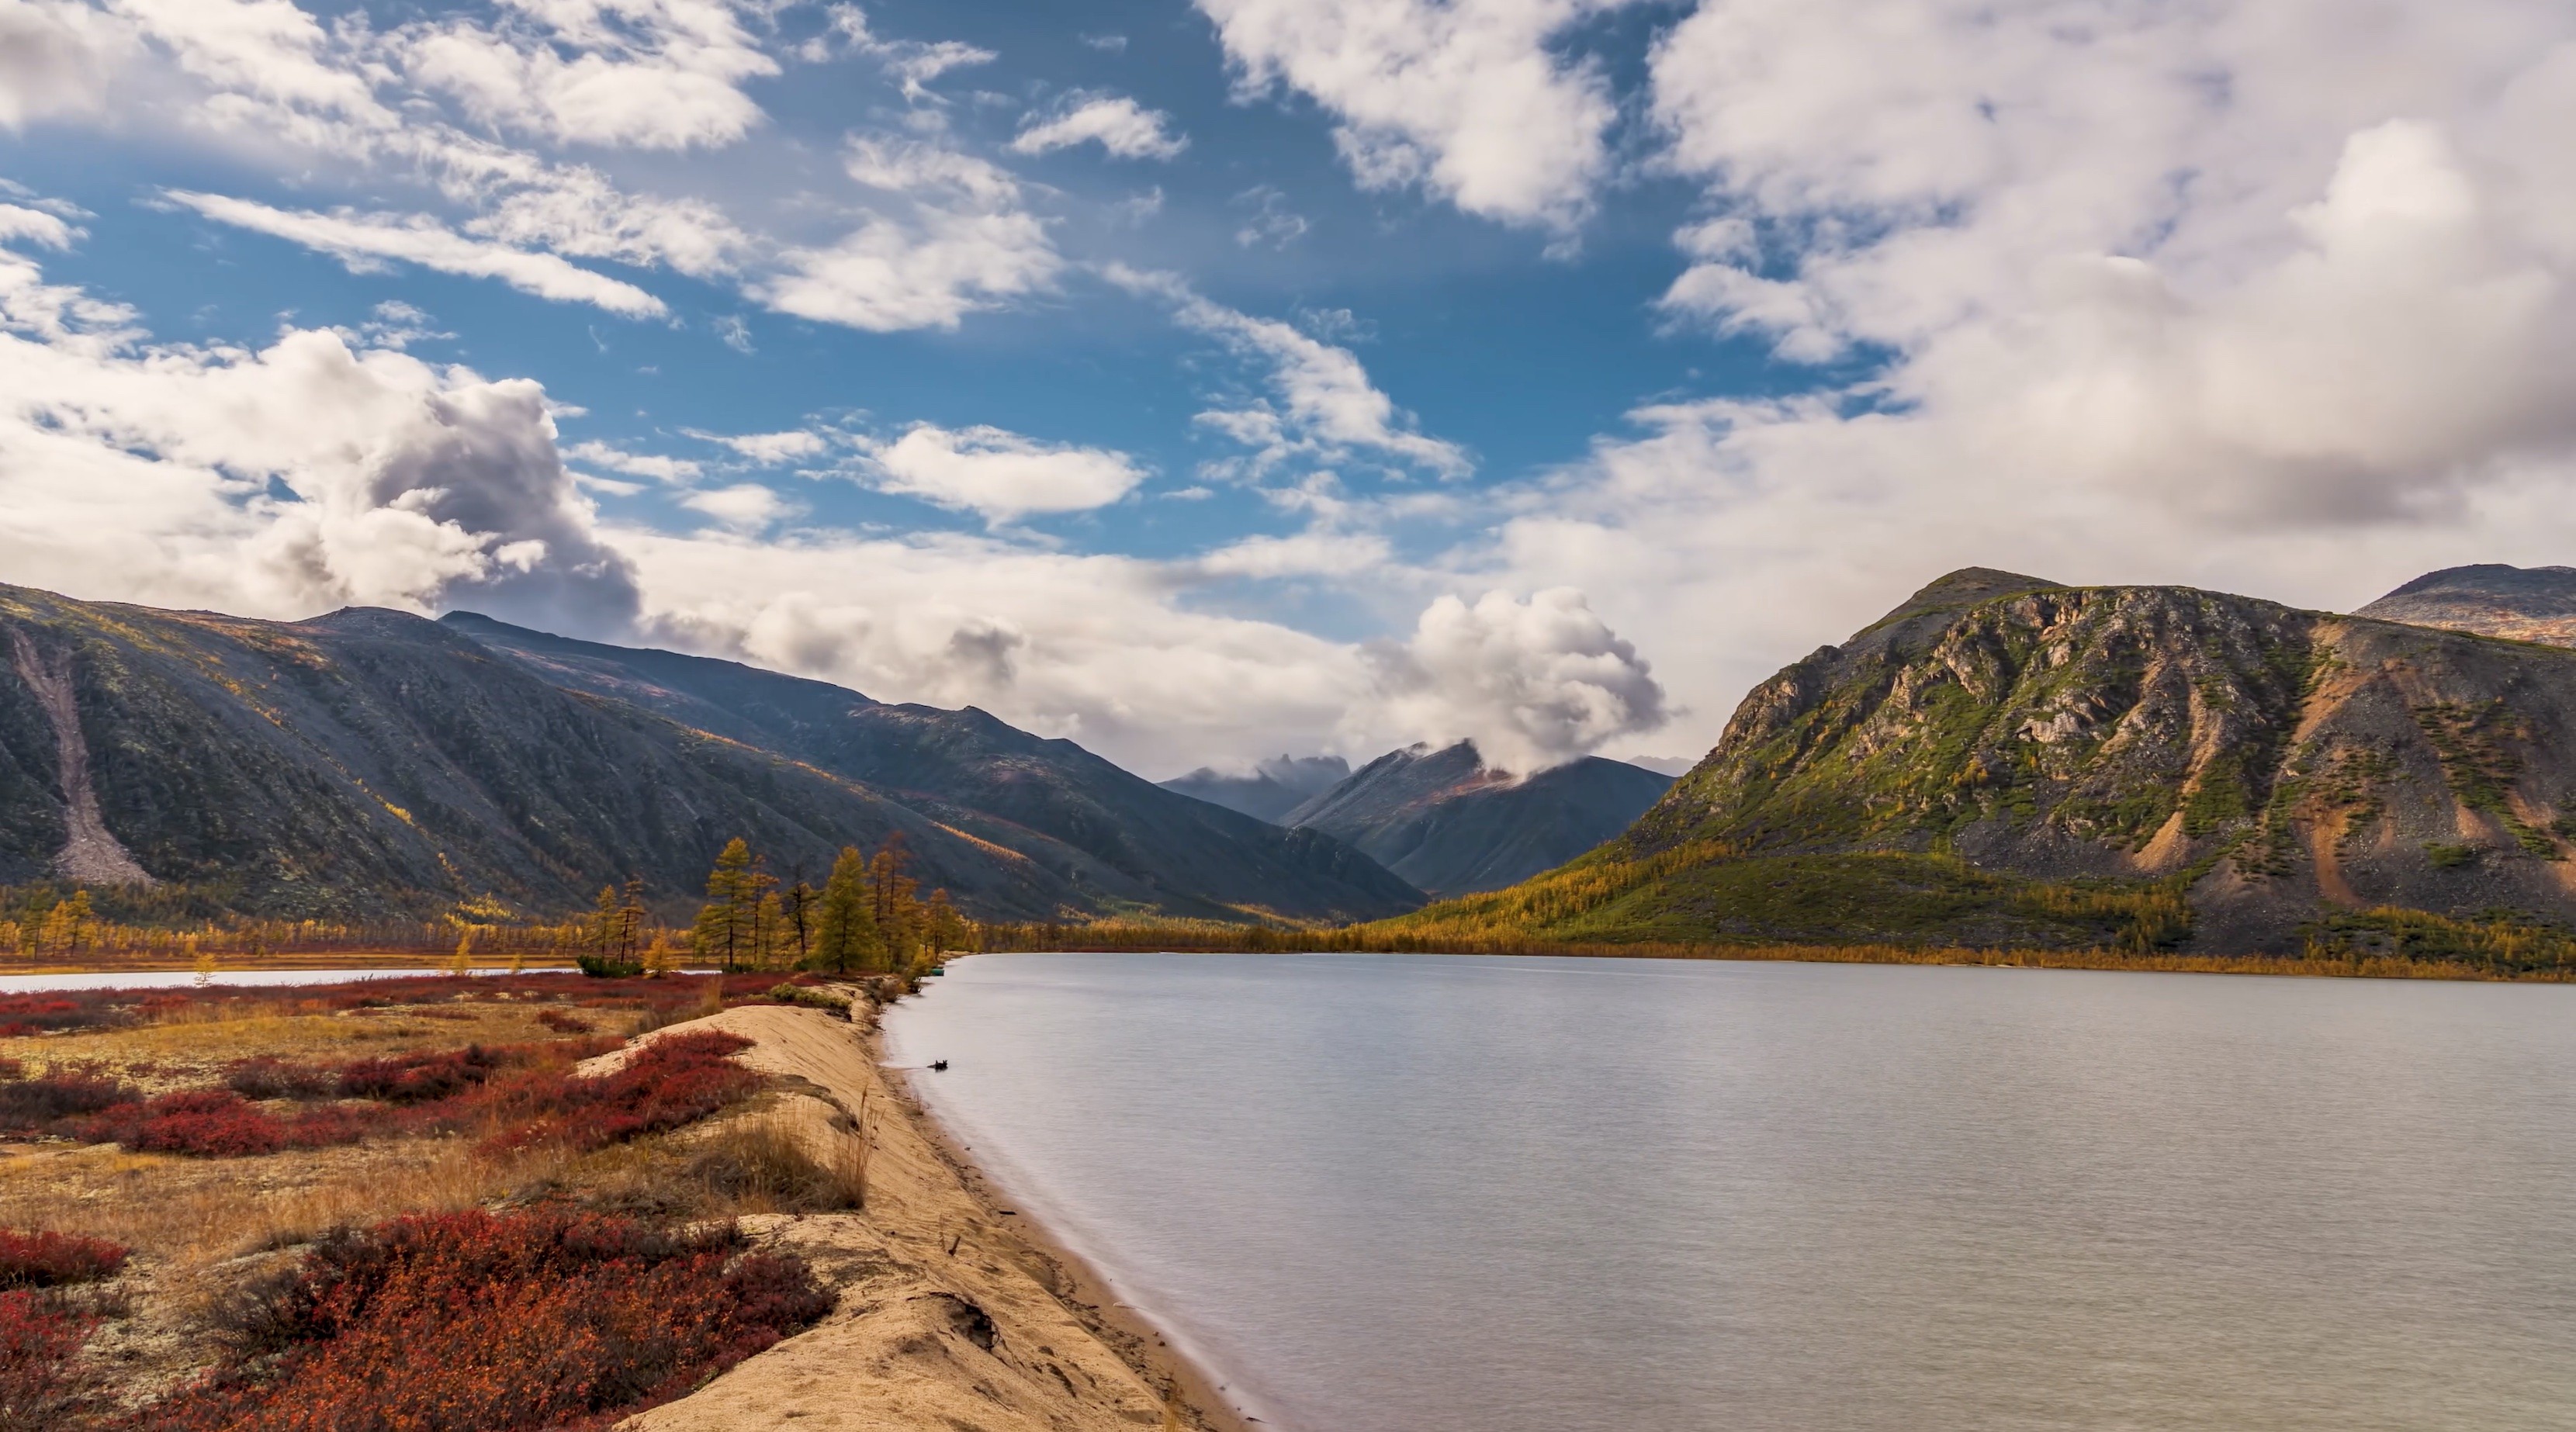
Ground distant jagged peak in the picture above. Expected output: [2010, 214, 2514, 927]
[1158, 752, 1352, 823]
[1392, 738, 1522, 784]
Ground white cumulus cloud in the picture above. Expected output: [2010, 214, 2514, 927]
[864, 424, 1147, 524]
[755, 136, 1061, 331]
[0, 0, 128, 127]
[1364, 588, 1668, 774]
[687, 427, 830, 465]
[0, 241, 639, 635]
[1195, 0, 1632, 230]
[680, 482, 798, 531]
[395, 0, 780, 151]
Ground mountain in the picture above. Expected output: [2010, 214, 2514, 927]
[2356, 564, 2576, 646]
[0, 584, 1422, 925]
[441, 613, 1421, 924]
[1380, 569, 2576, 954]
[1159, 755, 1351, 823]
[1279, 742, 1674, 898]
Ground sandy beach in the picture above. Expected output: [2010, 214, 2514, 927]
[617, 1001, 1252, 1432]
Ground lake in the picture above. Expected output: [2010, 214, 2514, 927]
[885, 953, 2576, 1432]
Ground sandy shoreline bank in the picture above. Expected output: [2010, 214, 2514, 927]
[884, 1040, 1263, 1432]
[621, 1001, 1253, 1432]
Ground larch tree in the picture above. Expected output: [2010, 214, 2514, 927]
[867, 837, 920, 970]
[782, 872, 817, 968]
[692, 838, 755, 972]
[923, 888, 968, 957]
[618, 876, 649, 961]
[814, 846, 881, 975]
[591, 885, 623, 957]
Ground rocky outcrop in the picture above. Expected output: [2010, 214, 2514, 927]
[1625, 569, 2576, 951]
[2, 627, 153, 886]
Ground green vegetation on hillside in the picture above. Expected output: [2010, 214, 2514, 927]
[1305, 569, 2576, 967]
[1362, 845, 2190, 953]
[2303, 905, 2576, 975]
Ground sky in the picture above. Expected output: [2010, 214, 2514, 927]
[2, 1, 2575, 780]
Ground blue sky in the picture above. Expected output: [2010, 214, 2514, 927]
[4, 0, 2575, 777]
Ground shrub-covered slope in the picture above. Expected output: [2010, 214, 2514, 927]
[0, 586, 1421, 924]
[442, 613, 1424, 924]
[0, 588, 1085, 921]
[1281, 741, 1672, 897]
[2356, 563, 2576, 647]
[1383, 569, 2576, 954]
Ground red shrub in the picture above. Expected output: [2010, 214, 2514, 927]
[75, 1091, 377, 1158]
[140, 1209, 829, 1432]
[0, 1231, 126, 1290]
[0, 991, 135, 1038]
[0, 1071, 138, 1139]
[0, 1289, 103, 1430]
[334, 1046, 504, 1104]
[534, 1008, 594, 1035]
[467, 1031, 760, 1155]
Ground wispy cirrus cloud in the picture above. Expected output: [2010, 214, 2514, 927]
[1110, 266, 1470, 481]
[1011, 94, 1187, 161]
[167, 191, 669, 317]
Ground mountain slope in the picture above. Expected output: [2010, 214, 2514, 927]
[0, 588, 1085, 921]
[1282, 742, 1673, 897]
[1383, 569, 2576, 953]
[441, 613, 1422, 922]
[1159, 756, 1350, 823]
[2356, 564, 2576, 646]
[0, 586, 1420, 925]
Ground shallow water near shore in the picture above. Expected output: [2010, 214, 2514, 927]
[887, 952, 2576, 1432]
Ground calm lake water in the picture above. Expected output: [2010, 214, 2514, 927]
[0, 968, 463, 993]
[885, 953, 2576, 1432]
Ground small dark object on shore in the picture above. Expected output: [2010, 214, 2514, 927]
[930, 1060, 948, 1071]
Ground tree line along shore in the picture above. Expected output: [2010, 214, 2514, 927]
[9, 832, 2576, 984]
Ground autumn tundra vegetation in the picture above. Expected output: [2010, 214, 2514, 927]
[0, 971, 888, 1429]
[0, 832, 978, 975]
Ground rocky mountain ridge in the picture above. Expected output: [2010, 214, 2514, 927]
[1398, 568, 2576, 953]
[0, 586, 1424, 925]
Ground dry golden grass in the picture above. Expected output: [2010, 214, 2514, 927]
[564, 1094, 873, 1219]
[0, 1136, 535, 1268]
[0, 1000, 642, 1089]
[0, 996, 643, 1269]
